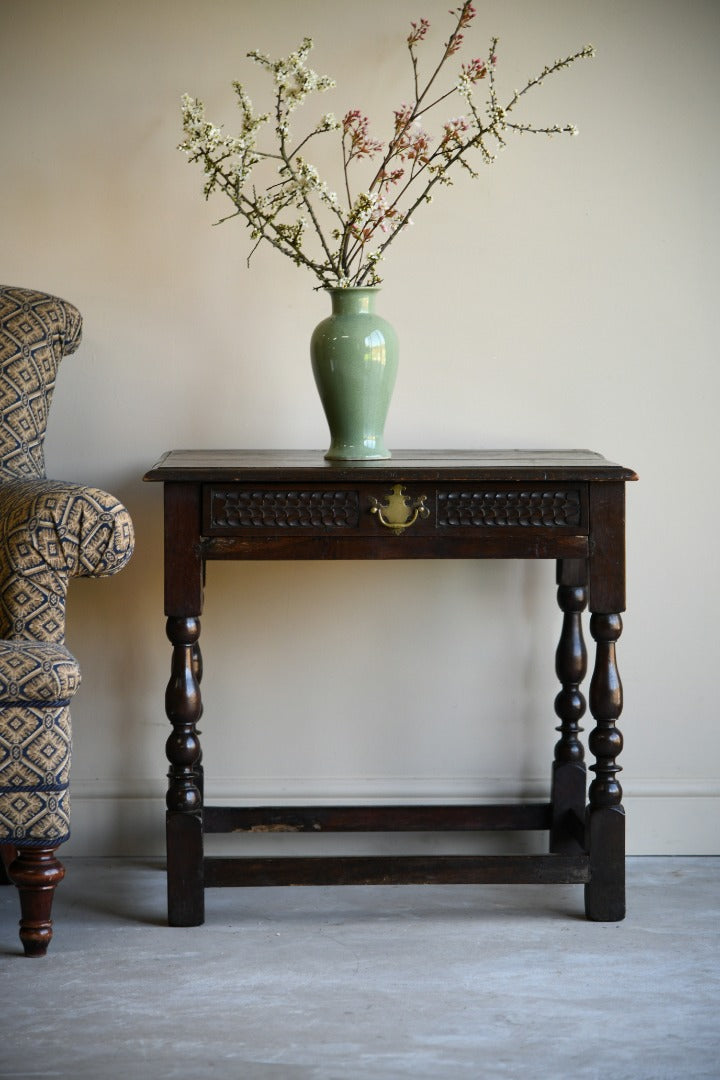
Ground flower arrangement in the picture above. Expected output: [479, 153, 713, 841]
[180, 2, 593, 289]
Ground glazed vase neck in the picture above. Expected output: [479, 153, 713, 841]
[328, 287, 379, 316]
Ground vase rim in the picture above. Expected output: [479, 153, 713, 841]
[326, 285, 380, 293]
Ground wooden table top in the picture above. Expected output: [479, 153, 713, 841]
[144, 449, 637, 484]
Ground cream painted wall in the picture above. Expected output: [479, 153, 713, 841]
[1, 0, 718, 856]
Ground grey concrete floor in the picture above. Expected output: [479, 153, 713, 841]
[1, 857, 718, 1080]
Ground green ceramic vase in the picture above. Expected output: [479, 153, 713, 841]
[310, 287, 398, 461]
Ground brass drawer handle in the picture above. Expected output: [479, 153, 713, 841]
[369, 485, 430, 536]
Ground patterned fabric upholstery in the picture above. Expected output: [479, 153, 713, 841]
[0, 480, 134, 642]
[0, 642, 79, 843]
[0, 640, 80, 702]
[0, 286, 82, 482]
[0, 286, 134, 847]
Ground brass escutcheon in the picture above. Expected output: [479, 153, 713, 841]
[369, 484, 430, 536]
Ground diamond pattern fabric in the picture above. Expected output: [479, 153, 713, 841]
[0, 480, 134, 641]
[0, 286, 82, 482]
[0, 640, 80, 702]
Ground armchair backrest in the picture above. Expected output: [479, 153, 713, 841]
[0, 286, 83, 482]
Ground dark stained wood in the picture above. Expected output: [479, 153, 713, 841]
[204, 854, 590, 888]
[164, 615, 204, 926]
[588, 482, 627, 614]
[0, 842, 16, 885]
[203, 481, 588, 536]
[166, 812, 204, 927]
[145, 449, 637, 484]
[6, 846, 65, 957]
[164, 616, 203, 815]
[204, 803, 552, 834]
[163, 483, 204, 616]
[585, 612, 626, 921]
[144, 449, 636, 925]
[550, 566, 588, 854]
[200, 533, 589, 562]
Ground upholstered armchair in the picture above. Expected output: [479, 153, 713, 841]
[0, 286, 134, 956]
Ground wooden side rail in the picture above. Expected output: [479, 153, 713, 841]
[203, 803, 554, 834]
[204, 854, 590, 888]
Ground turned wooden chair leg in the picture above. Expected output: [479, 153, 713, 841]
[7, 846, 65, 957]
[0, 843, 17, 885]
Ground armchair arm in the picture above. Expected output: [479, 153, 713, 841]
[0, 640, 80, 704]
[0, 479, 134, 642]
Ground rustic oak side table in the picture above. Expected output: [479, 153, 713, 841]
[144, 449, 636, 926]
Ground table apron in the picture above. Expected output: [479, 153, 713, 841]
[199, 534, 589, 561]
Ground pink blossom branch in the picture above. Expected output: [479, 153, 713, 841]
[180, 7, 593, 288]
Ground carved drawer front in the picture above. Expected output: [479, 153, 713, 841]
[204, 482, 586, 537]
[436, 487, 585, 530]
[205, 485, 361, 533]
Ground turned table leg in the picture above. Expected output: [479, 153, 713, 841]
[585, 612, 625, 921]
[550, 560, 587, 854]
[7, 846, 65, 957]
[165, 615, 204, 926]
[191, 639, 204, 803]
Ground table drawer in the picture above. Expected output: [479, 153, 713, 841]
[203, 482, 587, 537]
[204, 485, 362, 533]
[436, 487, 584, 529]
